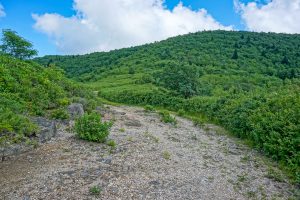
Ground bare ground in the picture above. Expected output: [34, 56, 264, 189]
[0, 105, 297, 200]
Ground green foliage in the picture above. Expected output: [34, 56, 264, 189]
[128, 66, 135, 74]
[178, 109, 185, 116]
[162, 150, 171, 160]
[232, 49, 238, 59]
[1, 29, 37, 60]
[144, 105, 155, 112]
[106, 140, 116, 148]
[89, 186, 101, 195]
[50, 108, 70, 120]
[74, 112, 112, 143]
[159, 111, 177, 125]
[155, 64, 200, 98]
[0, 54, 94, 146]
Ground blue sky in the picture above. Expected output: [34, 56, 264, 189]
[0, 0, 299, 56]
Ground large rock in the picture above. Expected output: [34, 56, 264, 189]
[1, 117, 57, 160]
[32, 117, 57, 143]
[68, 103, 84, 119]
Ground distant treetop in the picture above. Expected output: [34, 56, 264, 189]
[0, 29, 38, 60]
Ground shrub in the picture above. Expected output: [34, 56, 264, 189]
[144, 105, 155, 112]
[89, 186, 101, 195]
[50, 108, 70, 120]
[107, 140, 117, 148]
[74, 112, 112, 143]
[159, 111, 177, 125]
[178, 109, 185, 116]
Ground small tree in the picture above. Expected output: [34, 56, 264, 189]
[0, 29, 38, 59]
[232, 49, 238, 59]
[156, 64, 200, 98]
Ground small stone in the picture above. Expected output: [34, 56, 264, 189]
[100, 156, 112, 164]
[125, 119, 142, 127]
[149, 180, 160, 185]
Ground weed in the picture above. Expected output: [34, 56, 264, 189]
[192, 118, 204, 128]
[162, 151, 171, 160]
[144, 131, 159, 143]
[107, 140, 117, 149]
[246, 191, 257, 199]
[178, 109, 185, 116]
[119, 128, 125, 132]
[265, 167, 285, 182]
[127, 136, 134, 142]
[237, 172, 248, 183]
[159, 111, 177, 125]
[89, 186, 101, 195]
[144, 105, 155, 112]
[240, 155, 250, 163]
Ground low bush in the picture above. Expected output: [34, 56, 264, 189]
[177, 109, 185, 116]
[144, 105, 155, 112]
[50, 108, 70, 120]
[74, 112, 113, 143]
[159, 111, 177, 125]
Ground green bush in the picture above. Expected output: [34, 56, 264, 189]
[144, 105, 155, 112]
[50, 108, 70, 120]
[159, 111, 177, 125]
[178, 109, 185, 116]
[89, 186, 101, 195]
[74, 112, 113, 143]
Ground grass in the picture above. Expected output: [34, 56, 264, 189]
[144, 105, 155, 112]
[237, 172, 248, 183]
[106, 140, 117, 149]
[127, 136, 134, 142]
[89, 186, 102, 195]
[162, 151, 171, 160]
[265, 167, 285, 182]
[159, 111, 177, 125]
[177, 109, 185, 116]
[119, 128, 125, 132]
[144, 131, 159, 143]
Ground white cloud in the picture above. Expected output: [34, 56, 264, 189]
[235, 0, 300, 33]
[0, 3, 6, 17]
[33, 0, 232, 54]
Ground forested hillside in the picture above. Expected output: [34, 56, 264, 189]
[36, 30, 300, 183]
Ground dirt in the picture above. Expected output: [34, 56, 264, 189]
[0, 105, 298, 200]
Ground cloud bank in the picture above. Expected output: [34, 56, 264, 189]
[236, 0, 300, 33]
[33, 0, 232, 54]
[0, 3, 5, 17]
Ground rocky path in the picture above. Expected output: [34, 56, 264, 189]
[0, 105, 297, 200]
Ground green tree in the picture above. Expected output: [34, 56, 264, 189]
[0, 29, 38, 59]
[232, 49, 238, 59]
[156, 64, 200, 98]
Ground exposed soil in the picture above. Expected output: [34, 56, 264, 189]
[0, 105, 297, 200]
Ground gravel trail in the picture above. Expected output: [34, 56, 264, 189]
[0, 105, 297, 200]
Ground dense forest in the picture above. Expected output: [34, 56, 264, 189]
[35, 30, 300, 183]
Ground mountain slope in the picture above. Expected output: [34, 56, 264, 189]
[0, 55, 96, 145]
[36, 30, 300, 183]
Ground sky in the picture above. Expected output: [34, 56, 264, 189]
[0, 0, 299, 56]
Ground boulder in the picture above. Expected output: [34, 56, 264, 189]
[68, 103, 84, 119]
[32, 117, 57, 143]
[1, 117, 57, 160]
